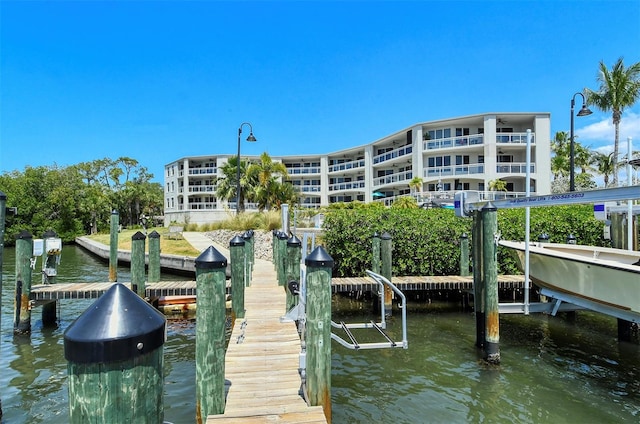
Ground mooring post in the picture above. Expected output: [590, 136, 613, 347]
[64, 283, 166, 423]
[41, 229, 60, 326]
[14, 230, 33, 335]
[229, 235, 246, 320]
[305, 246, 334, 424]
[371, 232, 381, 274]
[277, 231, 289, 287]
[472, 211, 484, 349]
[538, 233, 550, 244]
[482, 203, 500, 364]
[131, 231, 146, 298]
[285, 234, 302, 312]
[272, 230, 278, 270]
[195, 246, 228, 422]
[109, 209, 119, 282]
[380, 231, 393, 315]
[460, 233, 470, 276]
[242, 230, 253, 286]
[148, 230, 161, 283]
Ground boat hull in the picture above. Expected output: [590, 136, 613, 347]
[500, 241, 640, 315]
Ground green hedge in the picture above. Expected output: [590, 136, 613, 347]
[322, 204, 607, 277]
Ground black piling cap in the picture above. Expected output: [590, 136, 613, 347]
[305, 246, 334, 268]
[111, 209, 119, 215]
[373, 231, 380, 238]
[63, 283, 166, 364]
[381, 232, 392, 240]
[538, 233, 549, 241]
[148, 230, 161, 239]
[195, 246, 227, 269]
[482, 202, 497, 212]
[461, 233, 468, 239]
[132, 231, 146, 241]
[242, 231, 251, 240]
[43, 229, 57, 238]
[287, 235, 301, 247]
[277, 231, 289, 240]
[16, 230, 32, 240]
[230, 235, 245, 247]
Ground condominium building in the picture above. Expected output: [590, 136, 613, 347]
[164, 112, 551, 225]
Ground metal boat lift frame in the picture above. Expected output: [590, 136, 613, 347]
[455, 185, 640, 319]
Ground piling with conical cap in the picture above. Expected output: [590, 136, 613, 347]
[230, 235, 246, 319]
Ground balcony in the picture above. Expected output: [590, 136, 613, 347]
[188, 185, 216, 193]
[496, 132, 535, 144]
[496, 163, 536, 174]
[297, 185, 322, 193]
[186, 202, 217, 210]
[424, 163, 485, 178]
[328, 180, 366, 192]
[372, 145, 412, 165]
[328, 158, 366, 173]
[188, 167, 217, 175]
[424, 134, 484, 150]
[373, 169, 413, 187]
[287, 166, 322, 175]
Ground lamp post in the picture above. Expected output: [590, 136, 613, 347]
[236, 122, 257, 214]
[569, 92, 593, 191]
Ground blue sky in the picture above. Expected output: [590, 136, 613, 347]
[1, 0, 639, 183]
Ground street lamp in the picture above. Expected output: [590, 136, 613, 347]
[236, 122, 257, 214]
[569, 92, 593, 191]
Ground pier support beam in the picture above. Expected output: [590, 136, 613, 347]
[482, 203, 500, 364]
[131, 231, 146, 298]
[371, 232, 380, 274]
[472, 211, 484, 349]
[285, 235, 302, 313]
[230, 235, 246, 320]
[14, 230, 33, 334]
[195, 246, 228, 422]
[460, 233, 470, 277]
[64, 283, 166, 423]
[148, 230, 161, 283]
[380, 232, 393, 315]
[109, 210, 119, 282]
[305, 246, 334, 424]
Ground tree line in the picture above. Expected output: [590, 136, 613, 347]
[0, 157, 163, 245]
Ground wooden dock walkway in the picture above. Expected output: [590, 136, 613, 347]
[30, 275, 526, 301]
[206, 259, 327, 423]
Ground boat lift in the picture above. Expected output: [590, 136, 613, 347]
[455, 185, 640, 320]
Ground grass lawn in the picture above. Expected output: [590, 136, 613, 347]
[87, 227, 200, 256]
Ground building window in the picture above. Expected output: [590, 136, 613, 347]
[455, 155, 470, 165]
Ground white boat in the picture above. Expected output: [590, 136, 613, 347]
[499, 241, 640, 315]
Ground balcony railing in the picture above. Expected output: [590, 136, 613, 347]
[424, 163, 484, 178]
[372, 145, 412, 165]
[496, 132, 535, 144]
[188, 185, 216, 193]
[328, 159, 366, 173]
[185, 202, 217, 210]
[297, 186, 322, 193]
[288, 166, 322, 175]
[373, 169, 413, 187]
[496, 163, 536, 174]
[188, 167, 217, 175]
[424, 134, 484, 150]
[328, 181, 366, 191]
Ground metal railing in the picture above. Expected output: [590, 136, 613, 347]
[372, 145, 413, 164]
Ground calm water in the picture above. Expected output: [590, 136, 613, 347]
[1, 246, 639, 423]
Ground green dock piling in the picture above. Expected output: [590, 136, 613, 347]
[131, 231, 146, 297]
[242, 231, 253, 286]
[472, 211, 485, 349]
[277, 231, 288, 287]
[230, 235, 246, 320]
[14, 230, 33, 334]
[482, 203, 500, 364]
[460, 233, 470, 277]
[305, 246, 334, 424]
[195, 246, 228, 422]
[148, 231, 161, 283]
[380, 232, 393, 315]
[64, 283, 166, 423]
[371, 232, 380, 274]
[285, 235, 302, 313]
[109, 210, 119, 282]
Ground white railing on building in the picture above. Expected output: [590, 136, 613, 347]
[372, 145, 413, 165]
[496, 132, 536, 144]
[298, 186, 322, 193]
[328, 180, 366, 191]
[424, 134, 484, 150]
[186, 202, 218, 210]
[188, 185, 216, 193]
[188, 167, 217, 175]
[424, 164, 485, 178]
[372, 169, 413, 187]
[496, 163, 536, 174]
[328, 159, 366, 173]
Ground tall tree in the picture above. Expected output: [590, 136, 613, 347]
[591, 151, 616, 187]
[409, 176, 423, 194]
[215, 156, 252, 212]
[246, 152, 291, 211]
[585, 57, 640, 187]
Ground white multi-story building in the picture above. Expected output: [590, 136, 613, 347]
[164, 112, 551, 225]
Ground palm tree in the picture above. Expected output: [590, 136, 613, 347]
[585, 57, 640, 187]
[591, 151, 615, 187]
[551, 131, 570, 178]
[409, 176, 423, 195]
[216, 156, 252, 212]
[488, 178, 507, 192]
[246, 152, 290, 211]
